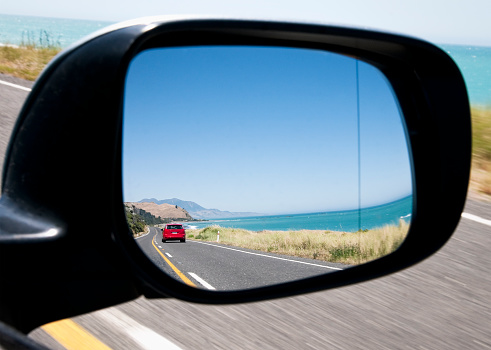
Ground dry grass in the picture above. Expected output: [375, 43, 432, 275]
[0, 45, 61, 81]
[469, 108, 491, 198]
[470, 161, 491, 197]
[188, 221, 409, 265]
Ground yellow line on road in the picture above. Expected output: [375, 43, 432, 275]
[151, 234, 196, 287]
[42, 319, 111, 350]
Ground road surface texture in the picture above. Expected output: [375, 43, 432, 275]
[136, 227, 346, 291]
[1, 75, 490, 349]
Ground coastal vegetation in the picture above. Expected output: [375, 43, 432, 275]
[188, 221, 409, 265]
[130, 206, 166, 226]
[0, 31, 61, 81]
[125, 208, 147, 237]
[125, 206, 165, 237]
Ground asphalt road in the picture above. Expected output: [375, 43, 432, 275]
[2, 75, 490, 349]
[0, 73, 34, 192]
[136, 227, 346, 291]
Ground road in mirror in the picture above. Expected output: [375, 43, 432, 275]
[123, 46, 413, 291]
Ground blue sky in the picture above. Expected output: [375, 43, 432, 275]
[3, 0, 491, 46]
[4, 1, 484, 213]
[123, 47, 411, 213]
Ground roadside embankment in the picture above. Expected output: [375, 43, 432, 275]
[133, 225, 150, 238]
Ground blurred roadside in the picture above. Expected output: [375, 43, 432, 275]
[469, 108, 491, 201]
[0, 73, 34, 195]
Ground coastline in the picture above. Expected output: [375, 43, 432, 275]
[181, 195, 413, 233]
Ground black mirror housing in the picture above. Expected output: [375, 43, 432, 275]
[0, 18, 471, 332]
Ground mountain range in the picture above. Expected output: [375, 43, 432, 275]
[139, 198, 262, 219]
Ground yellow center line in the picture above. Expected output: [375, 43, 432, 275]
[42, 319, 111, 350]
[151, 233, 196, 287]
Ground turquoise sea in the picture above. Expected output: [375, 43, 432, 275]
[0, 14, 114, 48]
[439, 44, 491, 107]
[189, 196, 413, 232]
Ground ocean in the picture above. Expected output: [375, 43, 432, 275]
[439, 44, 491, 107]
[0, 14, 114, 49]
[188, 196, 413, 232]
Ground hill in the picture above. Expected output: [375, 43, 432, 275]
[126, 202, 193, 221]
[139, 198, 262, 219]
[140, 198, 206, 212]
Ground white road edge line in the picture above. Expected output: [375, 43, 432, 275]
[462, 212, 491, 227]
[0, 79, 32, 92]
[95, 308, 183, 350]
[165, 253, 172, 258]
[188, 272, 216, 290]
[191, 241, 343, 270]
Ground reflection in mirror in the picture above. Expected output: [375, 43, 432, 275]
[123, 46, 413, 291]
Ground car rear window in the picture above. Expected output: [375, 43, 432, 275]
[167, 225, 183, 229]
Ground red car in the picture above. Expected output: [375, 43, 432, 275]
[162, 224, 186, 243]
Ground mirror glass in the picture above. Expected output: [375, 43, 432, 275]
[123, 46, 413, 291]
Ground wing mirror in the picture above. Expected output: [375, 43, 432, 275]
[0, 17, 471, 332]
